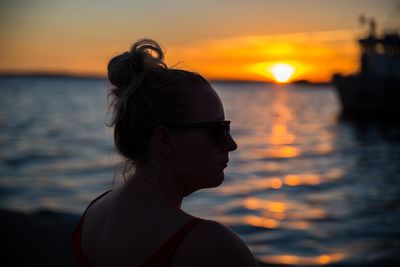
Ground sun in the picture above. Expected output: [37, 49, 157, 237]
[270, 63, 295, 83]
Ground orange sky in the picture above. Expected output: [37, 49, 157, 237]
[0, 0, 398, 82]
[166, 31, 359, 82]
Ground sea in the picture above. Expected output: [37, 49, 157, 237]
[1, 76, 399, 266]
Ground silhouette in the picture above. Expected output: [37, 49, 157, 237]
[333, 16, 400, 120]
[71, 39, 258, 267]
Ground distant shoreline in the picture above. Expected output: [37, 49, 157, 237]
[0, 73, 332, 85]
[0, 72, 105, 81]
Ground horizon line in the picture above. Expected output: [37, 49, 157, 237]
[0, 72, 333, 85]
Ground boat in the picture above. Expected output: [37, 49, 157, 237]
[333, 16, 400, 120]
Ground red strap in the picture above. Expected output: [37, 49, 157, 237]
[71, 190, 113, 267]
[139, 217, 203, 267]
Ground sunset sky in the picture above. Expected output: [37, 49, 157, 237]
[0, 0, 399, 82]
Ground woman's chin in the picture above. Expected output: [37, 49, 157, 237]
[208, 172, 225, 188]
[192, 171, 225, 190]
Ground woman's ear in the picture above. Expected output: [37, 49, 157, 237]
[152, 126, 173, 155]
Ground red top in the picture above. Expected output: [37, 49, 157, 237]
[71, 191, 203, 267]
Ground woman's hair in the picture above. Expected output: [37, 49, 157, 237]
[107, 39, 209, 175]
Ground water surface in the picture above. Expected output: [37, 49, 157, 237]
[1, 77, 399, 266]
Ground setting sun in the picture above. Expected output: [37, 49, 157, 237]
[270, 63, 295, 83]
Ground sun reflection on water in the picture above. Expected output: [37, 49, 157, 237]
[284, 174, 321, 186]
[244, 215, 279, 229]
[244, 197, 286, 212]
[260, 253, 345, 265]
[268, 124, 296, 145]
[220, 171, 334, 195]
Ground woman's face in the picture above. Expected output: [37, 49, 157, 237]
[170, 82, 237, 194]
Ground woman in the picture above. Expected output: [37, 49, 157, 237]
[71, 39, 258, 267]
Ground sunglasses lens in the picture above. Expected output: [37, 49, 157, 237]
[216, 124, 230, 144]
[167, 120, 230, 145]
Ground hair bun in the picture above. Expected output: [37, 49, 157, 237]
[108, 39, 167, 88]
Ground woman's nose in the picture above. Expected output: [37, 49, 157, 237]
[222, 133, 238, 152]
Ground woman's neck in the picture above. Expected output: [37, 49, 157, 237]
[126, 163, 187, 208]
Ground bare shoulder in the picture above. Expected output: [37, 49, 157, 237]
[170, 219, 258, 267]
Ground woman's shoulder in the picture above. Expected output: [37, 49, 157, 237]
[170, 219, 258, 267]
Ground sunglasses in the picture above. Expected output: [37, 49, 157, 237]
[167, 120, 231, 145]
